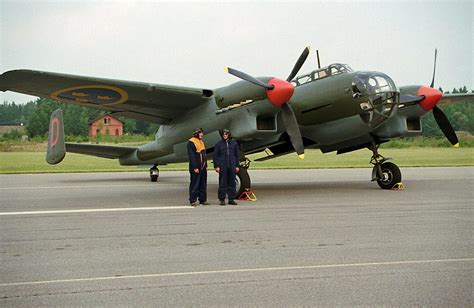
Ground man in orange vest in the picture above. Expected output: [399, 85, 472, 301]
[187, 128, 209, 206]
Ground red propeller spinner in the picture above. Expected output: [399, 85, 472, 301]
[417, 85, 443, 111]
[265, 78, 295, 108]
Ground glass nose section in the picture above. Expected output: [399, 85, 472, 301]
[352, 72, 398, 97]
[352, 72, 399, 128]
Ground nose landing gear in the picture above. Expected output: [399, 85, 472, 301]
[237, 158, 251, 197]
[370, 144, 402, 189]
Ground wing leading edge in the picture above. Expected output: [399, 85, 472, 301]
[0, 69, 214, 123]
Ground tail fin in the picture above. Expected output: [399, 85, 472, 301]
[46, 109, 66, 165]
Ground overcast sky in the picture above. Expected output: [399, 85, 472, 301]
[1, 0, 472, 104]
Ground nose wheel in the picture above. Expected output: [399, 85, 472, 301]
[370, 144, 402, 189]
[150, 165, 159, 182]
[236, 158, 251, 197]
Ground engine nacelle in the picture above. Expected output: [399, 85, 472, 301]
[214, 78, 271, 109]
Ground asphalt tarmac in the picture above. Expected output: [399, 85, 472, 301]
[0, 167, 473, 306]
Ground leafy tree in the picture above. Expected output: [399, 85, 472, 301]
[26, 99, 59, 137]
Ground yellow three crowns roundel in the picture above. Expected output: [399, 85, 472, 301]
[50, 85, 129, 106]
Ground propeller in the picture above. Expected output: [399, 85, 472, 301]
[429, 49, 437, 88]
[433, 106, 458, 146]
[427, 49, 459, 147]
[399, 49, 459, 147]
[226, 46, 311, 158]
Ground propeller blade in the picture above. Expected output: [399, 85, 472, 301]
[225, 67, 274, 90]
[432, 106, 459, 146]
[281, 103, 305, 158]
[286, 46, 311, 82]
[430, 49, 437, 88]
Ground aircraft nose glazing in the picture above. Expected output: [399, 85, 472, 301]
[417, 86, 443, 111]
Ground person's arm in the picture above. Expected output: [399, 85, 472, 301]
[187, 141, 199, 173]
[233, 141, 240, 172]
[213, 141, 221, 172]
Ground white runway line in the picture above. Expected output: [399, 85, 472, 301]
[1, 258, 472, 287]
[0, 206, 192, 216]
[0, 184, 151, 191]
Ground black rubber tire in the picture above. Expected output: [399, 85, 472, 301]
[236, 168, 251, 197]
[150, 174, 158, 182]
[376, 162, 401, 189]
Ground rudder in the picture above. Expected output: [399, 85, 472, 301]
[46, 109, 66, 165]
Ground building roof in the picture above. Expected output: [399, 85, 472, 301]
[89, 114, 124, 125]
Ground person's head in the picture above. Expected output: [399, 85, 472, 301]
[193, 128, 204, 139]
[221, 129, 230, 140]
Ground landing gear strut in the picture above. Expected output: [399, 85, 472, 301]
[370, 144, 401, 189]
[150, 165, 159, 182]
[236, 157, 251, 197]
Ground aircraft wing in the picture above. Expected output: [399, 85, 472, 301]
[0, 69, 213, 123]
[439, 93, 474, 105]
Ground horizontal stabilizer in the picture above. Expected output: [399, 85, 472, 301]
[65, 143, 137, 159]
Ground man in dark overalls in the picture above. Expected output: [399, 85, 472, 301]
[213, 129, 240, 206]
[187, 128, 209, 207]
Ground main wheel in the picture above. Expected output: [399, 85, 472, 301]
[150, 167, 159, 182]
[236, 168, 251, 197]
[376, 162, 401, 189]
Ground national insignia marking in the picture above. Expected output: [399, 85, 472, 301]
[50, 85, 129, 106]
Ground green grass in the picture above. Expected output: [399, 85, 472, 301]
[1, 148, 472, 174]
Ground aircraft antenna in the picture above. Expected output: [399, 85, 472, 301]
[316, 50, 321, 69]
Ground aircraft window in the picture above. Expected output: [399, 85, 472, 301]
[292, 63, 352, 86]
[352, 72, 397, 96]
[297, 75, 312, 84]
[318, 70, 327, 78]
[353, 72, 398, 128]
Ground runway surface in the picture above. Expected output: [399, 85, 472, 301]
[1, 167, 473, 306]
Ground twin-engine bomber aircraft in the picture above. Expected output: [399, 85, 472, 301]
[1, 48, 472, 195]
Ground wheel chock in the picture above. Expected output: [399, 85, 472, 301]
[392, 182, 406, 190]
[238, 189, 257, 201]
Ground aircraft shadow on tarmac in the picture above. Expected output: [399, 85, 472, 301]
[60, 175, 185, 184]
[59, 174, 407, 193]
[253, 181, 379, 192]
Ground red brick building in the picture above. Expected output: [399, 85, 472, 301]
[89, 115, 123, 137]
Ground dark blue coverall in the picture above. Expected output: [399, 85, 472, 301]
[213, 139, 240, 200]
[187, 140, 207, 204]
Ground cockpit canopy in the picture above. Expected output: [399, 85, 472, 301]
[292, 63, 353, 86]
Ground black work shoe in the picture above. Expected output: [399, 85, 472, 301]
[200, 201, 210, 206]
[228, 199, 237, 205]
[219, 199, 226, 206]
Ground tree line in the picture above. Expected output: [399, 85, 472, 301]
[0, 87, 472, 140]
[1, 98, 159, 138]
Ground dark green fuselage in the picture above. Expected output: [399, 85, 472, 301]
[120, 64, 423, 166]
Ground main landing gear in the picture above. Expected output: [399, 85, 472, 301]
[370, 144, 402, 189]
[150, 165, 159, 182]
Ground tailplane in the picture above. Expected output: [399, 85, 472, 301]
[46, 109, 66, 164]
